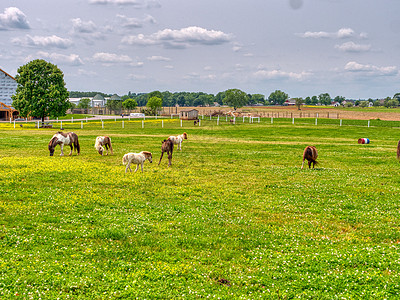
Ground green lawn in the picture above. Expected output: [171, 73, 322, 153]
[0, 118, 399, 298]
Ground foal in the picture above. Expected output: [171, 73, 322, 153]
[158, 138, 174, 166]
[301, 146, 318, 169]
[168, 132, 187, 151]
[94, 136, 113, 155]
[122, 151, 152, 173]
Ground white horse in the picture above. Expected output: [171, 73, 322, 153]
[94, 136, 113, 156]
[168, 132, 188, 151]
[48, 132, 80, 156]
[122, 151, 153, 173]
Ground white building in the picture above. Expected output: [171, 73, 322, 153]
[0, 68, 17, 107]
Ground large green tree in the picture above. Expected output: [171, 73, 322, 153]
[318, 93, 331, 105]
[77, 98, 91, 109]
[122, 98, 138, 112]
[268, 90, 288, 105]
[147, 96, 163, 115]
[12, 59, 70, 123]
[224, 89, 248, 110]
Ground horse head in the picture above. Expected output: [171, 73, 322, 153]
[144, 151, 153, 163]
[183, 132, 188, 139]
[97, 145, 104, 155]
[48, 136, 57, 156]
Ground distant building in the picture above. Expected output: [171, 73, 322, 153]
[180, 109, 199, 120]
[0, 67, 17, 107]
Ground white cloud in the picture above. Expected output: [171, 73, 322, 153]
[11, 35, 73, 48]
[89, 0, 155, 7]
[254, 69, 311, 81]
[0, 7, 30, 30]
[122, 26, 233, 48]
[26, 51, 84, 66]
[344, 61, 398, 76]
[298, 27, 355, 39]
[71, 18, 97, 34]
[117, 14, 156, 29]
[147, 55, 171, 61]
[335, 41, 371, 52]
[92, 52, 133, 63]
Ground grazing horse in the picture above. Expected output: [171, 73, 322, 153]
[122, 151, 152, 173]
[301, 146, 318, 169]
[169, 132, 187, 151]
[48, 132, 80, 156]
[95, 136, 113, 156]
[159, 138, 174, 166]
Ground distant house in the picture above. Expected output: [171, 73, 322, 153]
[0, 67, 17, 107]
[0, 101, 18, 121]
[180, 109, 199, 120]
[283, 98, 296, 106]
[332, 101, 340, 107]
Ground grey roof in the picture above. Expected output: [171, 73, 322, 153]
[93, 94, 105, 100]
[110, 94, 122, 101]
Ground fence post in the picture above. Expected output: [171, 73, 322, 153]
[217, 118, 219, 125]
[315, 118, 318, 125]
[142, 120, 144, 128]
[81, 121, 83, 129]
[37, 121, 39, 128]
[340, 119, 342, 126]
[368, 120, 370, 127]
[86, 117, 88, 122]
[258, 117, 260, 123]
[162, 120, 164, 128]
[122, 120, 124, 128]
[271, 117, 273, 124]
[10, 118, 11, 123]
[292, 117, 294, 124]
[180, 119, 183, 127]
[210, 115, 212, 120]
[102, 121, 104, 129]
[71, 117, 74, 123]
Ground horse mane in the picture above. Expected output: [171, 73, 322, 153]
[57, 131, 68, 138]
[48, 136, 58, 149]
[141, 151, 152, 157]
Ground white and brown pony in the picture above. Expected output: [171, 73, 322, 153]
[95, 136, 113, 156]
[48, 132, 80, 156]
[159, 138, 174, 167]
[122, 151, 152, 173]
[168, 132, 187, 151]
[301, 146, 318, 169]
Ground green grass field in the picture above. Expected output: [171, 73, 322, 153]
[0, 117, 399, 299]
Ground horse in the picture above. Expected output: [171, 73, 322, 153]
[95, 136, 113, 156]
[301, 146, 318, 169]
[158, 138, 174, 166]
[168, 132, 187, 151]
[48, 132, 80, 156]
[122, 151, 152, 173]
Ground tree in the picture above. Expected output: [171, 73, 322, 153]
[123, 98, 137, 112]
[295, 97, 304, 110]
[12, 59, 70, 122]
[305, 96, 312, 105]
[77, 98, 91, 109]
[334, 96, 345, 104]
[311, 96, 318, 105]
[147, 96, 162, 115]
[268, 90, 288, 105]
[393, 93, 400, 101]
[359, 101, 368, 108]
[224, 89, 248, 110]
[318, 93, 331, 105]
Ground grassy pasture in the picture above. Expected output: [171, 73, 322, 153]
[0, 117, 400, 299]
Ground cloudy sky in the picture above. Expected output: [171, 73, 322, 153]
[1, 0, 399, 99]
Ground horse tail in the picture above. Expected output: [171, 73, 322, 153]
[72, 133, 80, 154]
[108, 137, 113, 154]
[397, 140, 400, 160]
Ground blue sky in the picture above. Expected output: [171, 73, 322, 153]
[1, 0, 399, 99]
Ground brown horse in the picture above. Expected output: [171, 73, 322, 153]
[95, 136, 113, 155]
[301, 146, 318, 169]
[158, 138, 174, 166]
[48, 132, 80, 156]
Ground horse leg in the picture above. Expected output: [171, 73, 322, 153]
[60, 144, 64, 156]
[141, 162, 144, 173]
[125, 161, 132, 173]
[104, 144, 109, 155]
[308, 161, 312, 168]
[168, 151, 172, 166]
[134, 164, 140, 172]
[301, 159, 305, 169]
[69, 144, 73, 156]
[158, 151, 164, 165]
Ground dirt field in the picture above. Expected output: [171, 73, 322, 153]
[174, 106, 400, 121]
